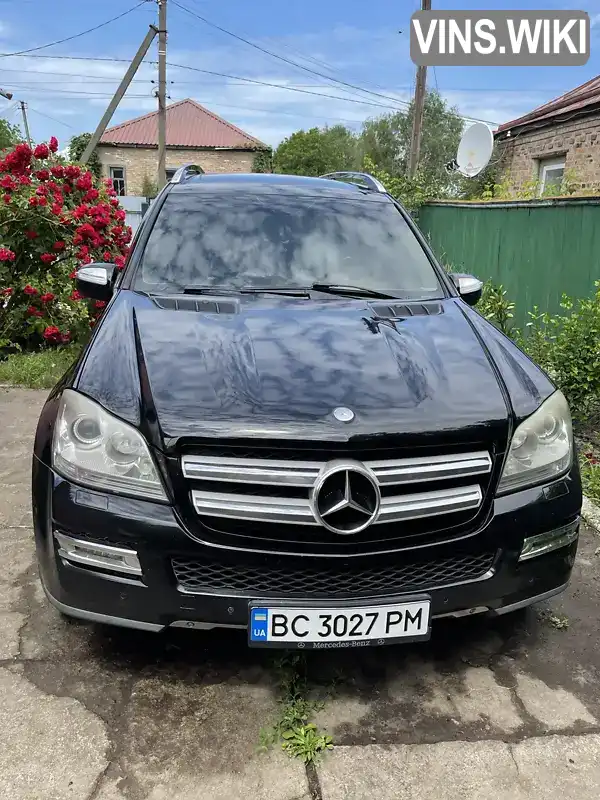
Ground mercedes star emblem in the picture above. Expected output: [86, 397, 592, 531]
[333, 407, 355, 423]
[310, 460, 381, 535]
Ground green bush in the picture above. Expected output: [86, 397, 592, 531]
[477, 281, 515, 336]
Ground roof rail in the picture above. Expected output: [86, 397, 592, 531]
[319, 171, 387, 193]
[170, 163, 205, 184]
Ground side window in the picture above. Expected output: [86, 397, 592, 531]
[109, 166, 126, 196]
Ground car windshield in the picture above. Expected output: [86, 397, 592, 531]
[134, 191, 444, 298]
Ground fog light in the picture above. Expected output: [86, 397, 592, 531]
[55, 532, 142, 576]
[519, 519, 579, 562]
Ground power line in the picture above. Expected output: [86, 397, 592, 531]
[27, 105, 75, 130]
[0, 2, 149, 58]
[1, 54, 500, 125]
[171, 1, 411, 110]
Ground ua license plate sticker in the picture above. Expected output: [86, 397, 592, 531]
[249, 600, 430, 649]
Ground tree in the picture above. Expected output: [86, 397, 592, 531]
[274, 125, 357, 176]
[0, 119, 22, 151]
[357, 90, 464, 193]
[252, 149, 273, 173]
[68, 133, 102, 181]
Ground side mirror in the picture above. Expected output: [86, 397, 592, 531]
[76, 264, 116, 302]
[450, 273, 483, 306]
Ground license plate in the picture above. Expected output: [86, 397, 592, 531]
[248, 599, 431, 649]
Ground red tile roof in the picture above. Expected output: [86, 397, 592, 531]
[496, 75, 600, 134]
[99, 98, 267, 149]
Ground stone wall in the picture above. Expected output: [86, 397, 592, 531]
[497, 111, 600, 192]
[96, 145, 257, 195]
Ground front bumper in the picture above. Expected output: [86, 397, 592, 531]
[33, 461, 582, 637]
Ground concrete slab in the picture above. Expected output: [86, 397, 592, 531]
[318, 735, 600, 800]
[0, 666, 109, 800]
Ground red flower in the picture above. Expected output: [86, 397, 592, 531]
[53, 240, 66, 252]
[70, 290, 83, 301]
[50, 165, 64, 178]
[69, 270, 77, 279]
[18, 175, 32, 186]
[63, 183, 72, 194]
[51, 203, 63, 216]
[0, 175, 16, 190]
[36, 185, 48, 196]
[103, 251, 112, 262]
[38, 196, 47, 206]
[83, 188, 99, 203]
[23, 284, 39, 295]
[114, 209, 126, 222]
[33, 143, 50, 159]
[49, 136, 59, 153]
[1, 287, 13, 296]
[75, 172, 93, 192]
[114, 255, 126, 270]
[3, 194, 10, 204]
[0, 247, 16, 262]
[40, 292, 55, 303]
[95, 300, 106, 309]
[25, 229, 38, 240]
[35, 169, 50, 181]
[75, 222, 96, 240]
[72, 204, 89, 220]
[28, 196, 38, 207]
[43, 325, 61, 341]
[27, 305, 43, 318]
[40, 253, 56, 264]
[64, 165, 81, 180]
[61, 331, 71, 343]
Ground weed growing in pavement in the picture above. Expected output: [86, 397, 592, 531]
[538, 610, 570, 630]
[258, 652, 334, 764]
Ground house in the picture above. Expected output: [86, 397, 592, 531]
[495, 76, 600, 195]
[97, 98, 268, 196]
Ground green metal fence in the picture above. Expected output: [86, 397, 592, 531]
[418, 197, 600, 328]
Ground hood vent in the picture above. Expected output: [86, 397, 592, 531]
[152, 296, 239, 314]
[370, 302, 443, 319]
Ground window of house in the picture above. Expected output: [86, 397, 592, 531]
[538, 157, 566, 195]
[109, 166, 126, 196]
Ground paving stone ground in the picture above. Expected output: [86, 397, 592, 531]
[1, 387, 599, 799]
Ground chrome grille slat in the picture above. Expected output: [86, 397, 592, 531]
[181, 451, 492, 488]
[191, 484, 483, 526]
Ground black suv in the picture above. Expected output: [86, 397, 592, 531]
[32, 169, 582, 649]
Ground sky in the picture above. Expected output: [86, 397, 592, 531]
[0, 0, 599, 150]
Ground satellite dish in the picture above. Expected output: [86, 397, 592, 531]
[447, 123, 494, 178]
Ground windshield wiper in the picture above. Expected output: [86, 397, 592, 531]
[182, 286, 309, 297]
[309, 283, 398, 299]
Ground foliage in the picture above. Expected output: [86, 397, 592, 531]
[477, 168, 581, 202]
[0, 346, 79, 388]
[580, 449, 600, 502]
[0, 118, 22, 151]
[459, 142, 505, 200]
[141, 173, 159, 198]
[0, 138, 131, 351]
[68, 133, 103, 181]
[477, 281, 515, 335]
[274, 125, 357, 176]
[252, 149, 273, 173]
[362, 155, 444, 212]
[357, 90, 463, 192]
[258, 653, 334, 765]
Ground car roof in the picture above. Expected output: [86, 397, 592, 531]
[170, 172, 392, 202]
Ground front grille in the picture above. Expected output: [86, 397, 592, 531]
[179, 442, 497, 553]
[171, 550, 496, 598]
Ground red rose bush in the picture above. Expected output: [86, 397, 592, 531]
[0, 139, 132, 349]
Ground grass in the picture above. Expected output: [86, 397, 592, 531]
[0, 346, 80, 389]
[258, 653, 334, 765]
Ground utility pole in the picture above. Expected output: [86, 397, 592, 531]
[407, 0, 431, 178]
[157, 0, 167, 190]
[20, 101, 32, 148]
[80, 25, 158, 164]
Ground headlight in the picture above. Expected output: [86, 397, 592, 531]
[497, 390, 573, 494]
[52, 389, 167, 501]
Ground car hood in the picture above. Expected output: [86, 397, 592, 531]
[75, 291, 553, 449]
